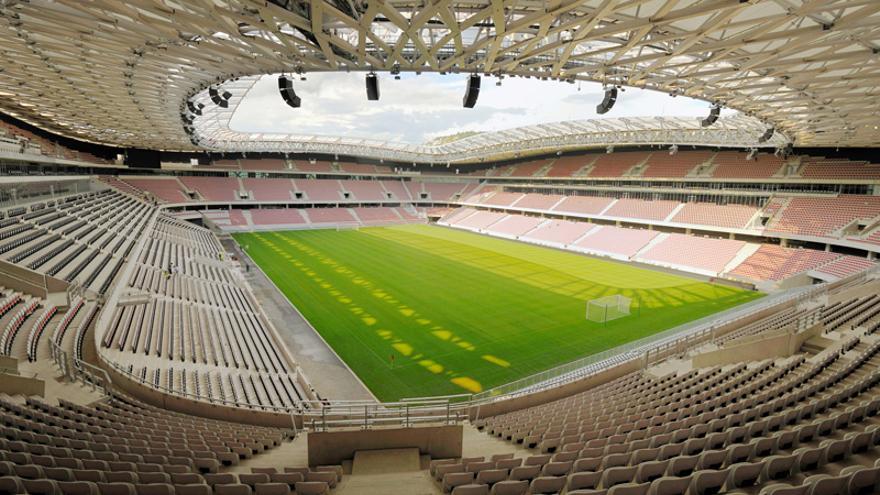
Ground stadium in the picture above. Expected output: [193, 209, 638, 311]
[1, 0, 880, 494]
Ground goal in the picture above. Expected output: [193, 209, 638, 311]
[586, 295, 632, 323]
[335, 223, 360, 232]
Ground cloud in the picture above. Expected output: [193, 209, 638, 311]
[228, 73, 738, 144]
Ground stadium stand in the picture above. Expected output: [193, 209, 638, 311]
[572, 226, 658, 259]
[292, 180, 344, 202]
[642, 150, 714, 178]
[638, 234, 746, 274]
[240, 158, 287, 171]
[604, 199, 681, 222]
[670, 203, 759, 230]
[765, 196, 880, 238]
[178, 177, 241, 202]
[121, 179, 189, 204]
[730, 245, 841, 282]
[249, 209, 307, 227]
[242, 179, 295, 202]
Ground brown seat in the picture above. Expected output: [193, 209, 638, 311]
[172, 485, 211, 495]
[57, 482, 99, 495]
[213, 485, 251, 495]
[96, 483, 137, 495]
[253, 484, 289, 495]
[292, 482, 328, 495]
[22, 479, 60, 495]
[135, 484, 175, 495]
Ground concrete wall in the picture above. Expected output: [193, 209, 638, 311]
[0, 355, 18, 374]
[0, 259, 68, 298]
[308, 425, 463, 467]
[692, 323, 823, 368]
[0, 372, 45, 396]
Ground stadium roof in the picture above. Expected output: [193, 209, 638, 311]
[198, 75, 787, 162]
[0, 0, 878, 151]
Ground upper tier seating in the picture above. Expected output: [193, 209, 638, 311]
[642, 151, 714, 178]
[587, 152, 646, 177]
[243, 179, 295, 202]
[604, 199, 680, 222]
[711, 152, 785, 178]
[178, 177, 240, 202]
[421, 183, 469, 202]
[292, 161, 334, 173]
[210, 159, 241, 169]
[506, 159, 554, 177]
[338, 180, 386, 202]
[638, 234, 746, 273]
[122, 179, 188, 204]
[766, 196, 880, 238]
[730, 245, 841, 282]
[292, 180, 343, 202]
[546, 156, 592, 177]
[551, 196, 615, 216]
[801, 157, 880, 179]
[240, 159, 287, 171]
[379, 180, 412, 201]
[671, 203, 759, 229]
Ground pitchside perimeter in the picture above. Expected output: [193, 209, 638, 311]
[235, 224, 762, 401]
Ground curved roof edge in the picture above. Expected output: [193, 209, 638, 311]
[191, 77, 789, 164]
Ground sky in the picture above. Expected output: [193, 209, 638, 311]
[229, 72, 737, 144]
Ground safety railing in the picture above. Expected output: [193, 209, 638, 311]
[50, 339, 112, 394]
[302, 397, 466, 432]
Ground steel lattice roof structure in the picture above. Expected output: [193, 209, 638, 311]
[0, 0, 877, 153]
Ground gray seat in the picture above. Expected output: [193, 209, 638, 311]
[607, 482, 649, 495]
[528, 476, 565, 494]
[476, 469, 507, 486]
[236, 475, 269, 489]
[567, 472, 601, 492]
[647, 476, 692, 495]
[292, 482, 328, 495]
[443, 472, 475, 493]
[253, 483, 289, 495]
[171, 485, 210, 495]
[96, 483, 136, 495]
[451, 485, 489, 495]
[723, 462, 763, 490]
[57, 482, 99, 495]
[135, 485, 174, 495]
[489, 480, 528, 495]
[213, 485, 251, 495]
[0, 477, 26, 495]
[686, 469, 729, 495]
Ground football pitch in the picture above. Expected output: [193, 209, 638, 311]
[235, 224, 763, 401]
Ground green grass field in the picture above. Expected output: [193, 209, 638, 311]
[235, 225, 763, 401]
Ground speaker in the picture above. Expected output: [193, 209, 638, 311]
[758, 127, 775, 143]
[366, 73, 379, 101]
[209, 87, 228, 108]
[186, 101, 203, 116]
[596, 87, 617, 114]
[463, 74, 481, 108]
[701, 105, 720, 127]
[278, 76, 301, 108]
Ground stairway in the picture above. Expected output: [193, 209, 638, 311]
[801, 335, 835, 355]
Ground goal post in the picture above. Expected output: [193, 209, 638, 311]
[586, 295, 632, 323]
[335, 223, 360, 232]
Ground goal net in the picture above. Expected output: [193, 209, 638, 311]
[335, 223, 360, 232]
[586, 295, 632, 323]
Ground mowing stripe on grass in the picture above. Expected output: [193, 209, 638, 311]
[235, 224, 762, 401]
